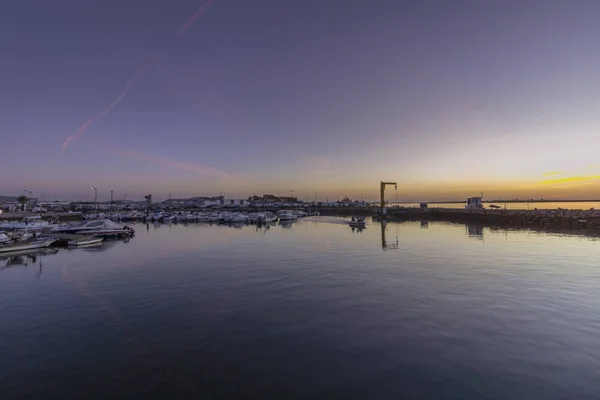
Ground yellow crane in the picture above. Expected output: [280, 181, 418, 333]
[380, 181, 397, 215]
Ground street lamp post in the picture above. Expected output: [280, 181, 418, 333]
[91, 186, 98, 211]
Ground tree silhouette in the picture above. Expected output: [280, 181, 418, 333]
[17, 195, 29, 212]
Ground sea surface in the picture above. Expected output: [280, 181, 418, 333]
[1, 218, 600, 399]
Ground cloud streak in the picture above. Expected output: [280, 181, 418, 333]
[90, 141, 239, 181]
[63, 1, 217, 149]
[303, 155, 330, 170]
[542, 171, 561, 176]
[538, 175, 600, 185]
[63, 66, 149, 149]
[177, 0, 216, 36]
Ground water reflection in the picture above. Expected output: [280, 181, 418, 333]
[420, 220, 429, 229]
[381, 221, 399, 251]
[76, 240, 124, 252]
[3, 220, 600, 398]
[0, 248, 59, 270]
[279, 221, 294, 229]
[255, 224, 271, 234]
[466, 224, 484, 240]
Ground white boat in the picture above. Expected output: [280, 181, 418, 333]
[51, 219, 134, 237]
[0, 232, 10, 244]
[68, 237, 103, 246]
[349, 217, 366, 228]
[51, 219, 106, 234]
[247, 213, 260, 223]
[0, 215, 50, 230]
[163, 215, 176, 223]
[219, 212, 233, 222]
[185, 214, 199, 222]
[277, 210, 297, 221]
[258, 212, 278, 223]
[228, 212, 249, 223]
[0, 238, 57, 254]
[207, 213, 221, 222]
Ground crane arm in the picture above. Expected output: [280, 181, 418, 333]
[380, 181, 398, 209]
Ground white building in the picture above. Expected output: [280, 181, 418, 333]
[465, 197, 483, 210]
[222, 199, 247, 207]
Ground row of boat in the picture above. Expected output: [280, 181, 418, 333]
[0, 216, 135, 236]
[0, 211, 364, 254]
[0, 217, 136, 254]
[81, 210, 318, 223]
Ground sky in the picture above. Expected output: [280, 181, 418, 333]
[2, 0, 600, 202]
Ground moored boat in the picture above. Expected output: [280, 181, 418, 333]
[68, 237, 104, 247]
[52, 219, 135, 238]
[0, 232, 10, 244]
[0, 238, 57, 254]
[277, 210, 297, 221]
[349, 217, 366, 228]
[0, 215, 50, 230]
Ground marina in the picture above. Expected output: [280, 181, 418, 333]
[5, 0, 600, 397]
[4, 197, 600, 240]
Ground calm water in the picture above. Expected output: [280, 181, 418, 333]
[2, 218, 600, 399]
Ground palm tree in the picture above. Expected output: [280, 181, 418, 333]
[17, 195, 29, 212]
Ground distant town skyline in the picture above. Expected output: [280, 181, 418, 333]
[3, 185, 600, 204]
[3, 1, 600, 201]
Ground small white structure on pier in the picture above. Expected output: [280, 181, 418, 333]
[465, 196, 483, 210]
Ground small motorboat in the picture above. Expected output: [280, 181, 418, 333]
[348, 217, 366, 228]
[68, 237, 104, 247]
[0, 237, 57, 254]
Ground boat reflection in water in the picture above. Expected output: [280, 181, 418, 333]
[279, 220, 294, 229]
[466, 224, 484, 240]
[255, 224, 271, 234]
[0, 248, 59, 279]
[350, 226, 365, 234]
[75, 239, 129, 253]
[420, 220, 429, 229]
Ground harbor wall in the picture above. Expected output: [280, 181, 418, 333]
[384, 207, 600, 233]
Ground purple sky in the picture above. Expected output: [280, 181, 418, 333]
[3, 0, 600, 201]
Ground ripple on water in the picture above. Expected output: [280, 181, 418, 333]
[1, 220, 600, 398]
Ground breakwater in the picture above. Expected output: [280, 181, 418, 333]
[382, 207, 600, 235]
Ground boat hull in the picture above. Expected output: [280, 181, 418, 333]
[68, 238, 103, 246]
[349, 222, 366, 228]
[0, 239, 56, 254]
